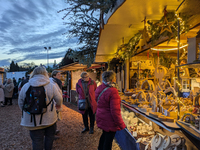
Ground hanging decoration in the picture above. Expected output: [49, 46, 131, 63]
[110, 8, 190, 64]
[135, 17, 151, 50]
[157, 7, 175, 34]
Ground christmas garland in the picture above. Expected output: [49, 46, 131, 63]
[112, 11, 190, 62]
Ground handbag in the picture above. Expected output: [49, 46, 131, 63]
[78, 99, 88, 111]
[78, 82, 89, 111]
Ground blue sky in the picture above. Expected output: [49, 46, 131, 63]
[0, 0, 78, 67]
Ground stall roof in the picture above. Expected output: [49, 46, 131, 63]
[56, 62, 104, 71]
[95, 0, 184, 62]
[0, 67, 4, 73]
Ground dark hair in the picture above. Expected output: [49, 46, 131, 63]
[51, 70, 60, 77]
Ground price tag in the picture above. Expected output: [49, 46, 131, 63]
[132, 131, 137, 137]
[164, 109, 168, 116]
[157, 107, 159, 112]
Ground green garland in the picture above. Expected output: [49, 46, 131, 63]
[113, 11, 190, 61]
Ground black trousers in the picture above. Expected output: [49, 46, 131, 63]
[4, 97, 12, 105]
[82, 107, 95, 128]
[98, 130, 116, 150]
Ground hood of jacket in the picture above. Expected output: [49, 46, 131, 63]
[29, 74, 50, 87]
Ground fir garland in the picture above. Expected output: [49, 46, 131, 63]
[113, 12, 190, 61]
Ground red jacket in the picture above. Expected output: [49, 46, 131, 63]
[95, 83, 126, 132]
[76, 78, 97, 114]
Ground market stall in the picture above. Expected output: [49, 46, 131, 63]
[95, 0, 200, 149]
[57, 62, 105, 105]
[0, 67, 5, 83]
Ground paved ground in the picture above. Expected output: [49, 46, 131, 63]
[0, 99, 121, 150]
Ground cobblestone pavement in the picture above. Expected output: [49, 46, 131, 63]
[0, 99, 121, 150]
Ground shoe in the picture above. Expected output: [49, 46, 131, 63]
[1, 104, 4, 107]
[55, 130, 60, 135]
[81, 127, 89, 133]
[54, 135, 60, 140]
[89, 127, 94, 134]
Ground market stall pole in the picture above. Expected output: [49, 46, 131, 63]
[177, 17, 181, 120]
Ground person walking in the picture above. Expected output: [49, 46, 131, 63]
[95, 71, 126, 150]
[3, 78, 7, 85]
[50, 70, 63, 139]
[4, 78, 14, 106]
[19, 75, 30, 88]
[0, 80, 4, 107]
[18, 66, 63, 150]
[76, 72, 97, 134]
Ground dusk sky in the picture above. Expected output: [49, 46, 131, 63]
[0, 0, 78, 68]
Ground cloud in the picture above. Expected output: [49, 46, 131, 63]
[0, 59, 11, 66]
[0, 0, 74, 67]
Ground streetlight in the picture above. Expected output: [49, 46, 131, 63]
[44, 47, 51, 68]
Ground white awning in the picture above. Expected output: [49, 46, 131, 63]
[95, 0, 184, 62]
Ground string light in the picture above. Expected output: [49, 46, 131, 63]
[151, 44, 188, 51]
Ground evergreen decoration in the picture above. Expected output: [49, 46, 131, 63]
[157, 7, 175, 34]
[157, 52, 176, 68]
[58, 0, 117, 67]
[112, 11, 190, 61]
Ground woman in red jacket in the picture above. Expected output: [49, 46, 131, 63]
[76, 72, 97, 134]
[95, 71, 126, 150]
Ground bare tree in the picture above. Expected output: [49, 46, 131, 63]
[58, 0, 117, 67]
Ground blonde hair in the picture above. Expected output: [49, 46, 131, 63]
[80, 71, 88, 78]
[30, 66, 48, 79]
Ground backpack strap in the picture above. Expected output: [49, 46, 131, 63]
[97, 87, 110, 103]
[22, 85, 32, 118]
[40, 114, 43, 125]
[33, 114, 36, 126]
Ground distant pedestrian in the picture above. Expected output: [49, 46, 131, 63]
[3, 78, 7, 85]
[13, 77, 17, 86]
[16, 78, 22, 87]
[50, 70, 63, 139]
[0, 80, 4, 107]
[95, 71, 126, 150]
[76, 72, 97, 134]
[3, 78, 14, 106]
[20, 75, 30, 88]
[18, 66, 62, 150]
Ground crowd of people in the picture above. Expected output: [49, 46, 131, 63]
[1, 66, 125, 150]
[0, 75, 29, 107]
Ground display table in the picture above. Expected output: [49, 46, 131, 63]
[122, 101, 180, 132]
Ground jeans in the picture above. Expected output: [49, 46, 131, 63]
[98, 130, 116, 150]
[82, 107, 95, 128]
[4, 97, 12, 105]
[30, 123, 56, 150]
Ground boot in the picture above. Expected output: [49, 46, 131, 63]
[81, 127, 89, 133]
[89, 127, 94, 134]
[0, 102, 4, 107]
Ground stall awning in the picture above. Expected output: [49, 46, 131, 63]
[0, 67, 4, 73]
[56, 62, 104, 71]
[95, 0, 184, 62]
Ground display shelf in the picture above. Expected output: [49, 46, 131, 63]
[121, 101, 180, 132]
[176, 62, 200, 68]
[176, 121, 200, 150]
[176, 120, 200, 140]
